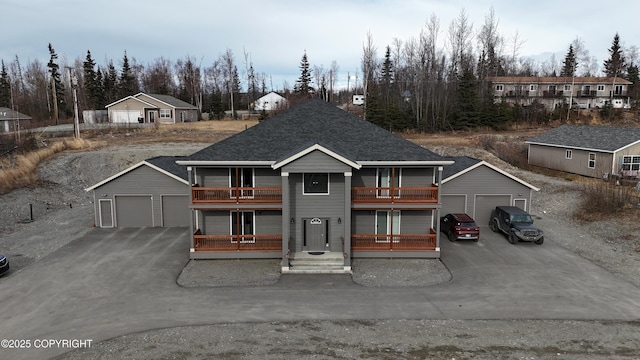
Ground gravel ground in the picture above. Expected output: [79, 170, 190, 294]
[1, 140, 639, 359]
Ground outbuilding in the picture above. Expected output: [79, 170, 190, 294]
[440, 156, 540, 226]
[85, 156, 189, 228]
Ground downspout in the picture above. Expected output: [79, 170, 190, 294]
[436, 166, 443, 253]
[344, 171, 352, 271]
[281, 172, 290, 271]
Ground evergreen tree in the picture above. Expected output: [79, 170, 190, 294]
[627, 64, 640, 100]
[208, 90, 224, 120]
[294, 51, 313, 96]
[560, 45, 578, 77]
[104, 61, 119, 104]
[118, 51, 137, 97]
[380, 45, 393, 104]
[603, 33, 626, 77]
[94, 68, 106, 108]
[47, 43, 66, 120]
[451, 66, 479, 130]
[0, 61, 11, 108]
[82, 50, 103, 109]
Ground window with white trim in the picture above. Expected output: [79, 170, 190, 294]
[565, 149, 572, 159]
[621, 155, 640, 171]
[495, 84, 504, 91]
[231, 211, 254, 243]
[230, 168, 254, 198]
[529, 84, 538, 91]
[375, 210, 400, 243]
[159, 109, 171, 118]
[597, 85, 605, 91]
[564, 84, 571, 91]
[303, 173, 329, 195]
[588, 153, 596, 169]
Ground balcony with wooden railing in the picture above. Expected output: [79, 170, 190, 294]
[352, 187, 438, 204]
[193, 229, 282, 252]
[351, 230, 437, 251]
[192, 187, 282, 204]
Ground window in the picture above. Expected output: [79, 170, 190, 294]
[230, 168, 254, 197]
[564, 84, 571, 91]
[495, 84, 504, 91]
[303, 173, 329, 194]
[376, 168, 401, 198]
[597, 85, 605, 91]
[614, 85, 623, 95]
[231, 211, 254, 243]
[529, 84, 538, 91]
[588, 153, 596, 169]
[159, 109, 171, 118]
[375, 210, 400, 243]
[621, 156, 640, 171]
[565, 149, 572, 159]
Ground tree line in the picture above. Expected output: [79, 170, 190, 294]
[0, 7, 638, 130]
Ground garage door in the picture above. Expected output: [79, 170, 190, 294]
[474, 195, 511, 226]
[111, 110, 141, 123]
[441, 194, 466, 215]
[115, 195, 153, 227]
[161, 195, 189, 227]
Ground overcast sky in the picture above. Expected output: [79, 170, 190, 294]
[2, 0, 639, 90]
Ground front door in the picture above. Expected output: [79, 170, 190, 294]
[149, 111, 155, 123]
[304, 217, 327, 252]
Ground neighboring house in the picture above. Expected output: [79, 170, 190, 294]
[254, 91, 287, 111]
[176, 99, 453, 272]
[352, 95, 365, 106]
[85, 156, 190, 228]
[0, 107, 31, 132]
[105, 93, 199, 124]
[526, 125, 640, 179]
[441, 156, 540, 225]
[488, 76, 633, 111]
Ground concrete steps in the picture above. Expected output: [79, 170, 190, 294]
[285, 252, 351, 274]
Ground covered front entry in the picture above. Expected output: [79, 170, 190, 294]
[303, 217, 328, 252]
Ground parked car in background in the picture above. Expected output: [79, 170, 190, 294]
[0, 254, 9, 276]
[489, 206, 544, 245]
[440, 213, 480, 242]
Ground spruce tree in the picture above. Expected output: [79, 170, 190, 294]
[104, 61, 119, 104]
[118, 51, 136, 97]
[294, 51, 313, 96]
[603, 33, 626, 77]
[47, 43, 66, 120]
[83, 51, 102, 109]
[0, 61, 11, 108]
[560, 45, 577, 77]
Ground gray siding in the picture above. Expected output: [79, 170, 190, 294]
[196, 168, 229, 187]
[351, 210, 433, 234]
[255, 168, 281, 187]
[289, 173, 345, 252]
[92, 165, 188, 227]
[200, 210, 281, 235]
[442, 165, 533, 223]
[352, 167, 434, 187]
[282, 150, 351, 173]
[528, 144, 613, 178]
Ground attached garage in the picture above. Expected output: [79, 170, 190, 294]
[86, 156, 189, 228]
[110, 110, 143, 123]
[441, 156, 539, 226]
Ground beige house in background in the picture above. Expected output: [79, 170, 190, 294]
[106, 93, 199, 124]
[526, 125, 640, 179]
[488, 76, 633, 111]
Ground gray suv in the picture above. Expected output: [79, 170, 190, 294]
[489, 206, 544, 245]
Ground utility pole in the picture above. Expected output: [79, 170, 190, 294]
[67, 67, 80, 139]
[51, 78, 58, 125]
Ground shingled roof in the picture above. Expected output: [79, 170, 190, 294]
[181, 99, 448, 164]
[526, 125, 640, 152]
[442, 156, 482, 179]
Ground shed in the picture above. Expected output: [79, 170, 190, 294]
[85, 156, 189, 228]
[0, 107, 32, 132]
[441, 156, 540, 225]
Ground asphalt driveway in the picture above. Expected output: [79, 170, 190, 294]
[1, 226, 639, 360]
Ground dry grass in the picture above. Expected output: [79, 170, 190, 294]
[575, 179, 640, 222]
[0, 138, 97, 194]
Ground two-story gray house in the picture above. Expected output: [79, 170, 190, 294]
[177, 99, 453, 273]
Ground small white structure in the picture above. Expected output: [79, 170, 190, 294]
[353, 95, 365, 106]
[254, 92, 287, 111]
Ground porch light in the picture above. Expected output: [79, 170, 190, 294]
[290, 217, 295, 224]
[338, 217, 342, 224]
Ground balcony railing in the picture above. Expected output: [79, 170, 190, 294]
[352, 187, 438, 204]
[351, 231, 437, 251]
[193, 230, 282, 251]
[542, 90, 564, 98]
[192, 187, 282, 203]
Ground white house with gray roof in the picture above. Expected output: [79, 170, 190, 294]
[177, 99, 453, 272]
[526, 125, 640, 179]
[105, 93, 199, 124]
